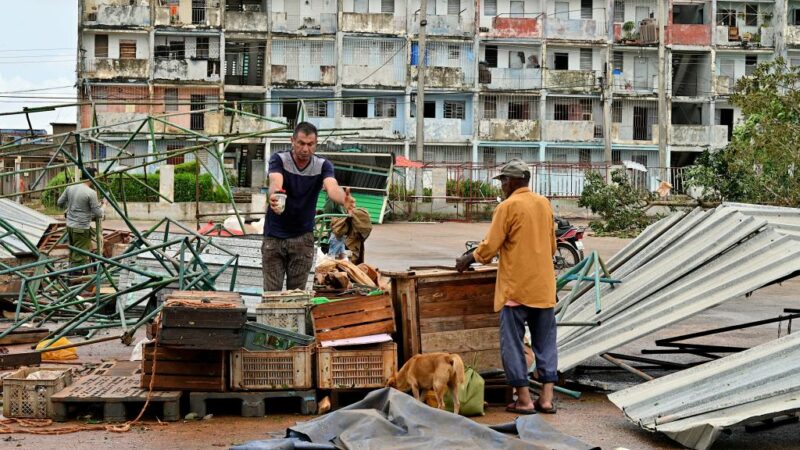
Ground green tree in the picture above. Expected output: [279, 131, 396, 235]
[686, 58, 800, 206]
[579, 169, 659, 236]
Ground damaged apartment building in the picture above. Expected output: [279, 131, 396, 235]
[77, 0, 797, 191]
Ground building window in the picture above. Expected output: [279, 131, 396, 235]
[306, 101, 328, 118]
[794, 9, 800, 26]
[581, 0, 593, 19]
[554, 52, 569, 70]
[510, 1, 524, 17]
[484, 148, 496, 165]
[614, 0, 625, 23]
[424, 101, 436, 118]
[447, 0, 460, 15]
[190, 95, 205, 130]
[508, 101, 530, 120]
[95, 34, 108, 58]
[443, 101, 465, 119]
[485, 45, 498, 68]
[580, 49, 592, 71]
[381, 0, 394, 13]
[612, 150, 622, 164]
[119, 40, 137, 60]
[482, 95, 497, 119]
[612, 102, 622, 123]
[166, 144, 185, 165]
[165, 88, 179, 112]
[342, 99, 368, 118]
[745, 4, 758, 27]
[717, 8, 736, 26]
[579, 149, 592, 165]
[745, 55, 757, 76]
[448, 44, 460, 60]
[485, 0, 497, 16]
[310, 41, 323, 65]
[196, 37, 209, 59]
[613, 52, 624, 72]
[156, 38, 186, 60]
[375, 98, 397, 118]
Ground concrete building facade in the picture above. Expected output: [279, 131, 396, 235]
[77, 0, 791, 191]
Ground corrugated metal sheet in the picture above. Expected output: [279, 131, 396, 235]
[557, 203, 800, 371]
[0, 199, 61, 258]
[609, 331, 800, 450]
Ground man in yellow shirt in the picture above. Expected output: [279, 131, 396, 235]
[456, 159, 558, 414]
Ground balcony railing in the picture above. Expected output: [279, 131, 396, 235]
[546, 17, 605, 40]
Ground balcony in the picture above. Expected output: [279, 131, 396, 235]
[545, 18, 605, 41]
[82, 1, 150, 27]
[342, 64, 405, 88]
[614, 19, 659, 45]
[339, 118, 404, 139]
[715, 75, 733, 95]
[666, 24, 711, 46]
[611, 123, 659, 144]
[478, 120, 540, 141]
[410, 14, 474, 36]
[155, 1, 221, 27]
[153, 59, 220, 82]
[341, 13, 405, 34]
[410, 66, 471, 89]
[486, 16, 540, 38]
[669, 125, 728, 147]
[613, 74, 658, 94]
[271, 12, 337, 34]
[223, 115, 282, 135]
[406, 119, 470, 142]
[544, 70, 597, 92]
[95, 112, 150, 133]
[271, 65, 336, 86]
[788, 26, 800, 45]
[83, 58, 148, 79]
[543, 121, 597, 141]
[225, 10, 269, 32]
[481, 68, 542, 90]
[716, 25, 774, 47]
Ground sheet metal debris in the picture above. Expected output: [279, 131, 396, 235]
[0, 199, 60, 258]
[608, 331, 800, 450]
[557, 203, 800, 371]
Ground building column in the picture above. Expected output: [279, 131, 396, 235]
[159, 164, 174, 203]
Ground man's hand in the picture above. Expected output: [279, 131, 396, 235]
[269, 193, 281, 213]
[343, 187, 355, 214]
[455, 252, 476, 273]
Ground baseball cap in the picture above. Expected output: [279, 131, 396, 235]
[493, 159, 530, 180]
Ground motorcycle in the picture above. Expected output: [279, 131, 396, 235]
[463, 217, 585, 275]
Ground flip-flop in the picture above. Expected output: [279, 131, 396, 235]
[534, 400, 557, 414]
[505, 402, 537, 415]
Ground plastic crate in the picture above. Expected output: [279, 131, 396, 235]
[255, 302, 309, 335]
[317, 342, 397, 389]
[262, 290, 312, 303]
[3, 367, 73, 419]
[230, 346, 314, 390]
[243, 322, 315, 351]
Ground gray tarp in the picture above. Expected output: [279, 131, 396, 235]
[232, 388, 597, 450]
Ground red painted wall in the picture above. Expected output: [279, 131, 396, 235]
[490, 17, 539, 38]
[666, 24, 711, 45]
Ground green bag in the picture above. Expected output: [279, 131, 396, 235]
[443, 367, 485, 416]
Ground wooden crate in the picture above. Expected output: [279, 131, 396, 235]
[311, 294, 395, 342]
[385, 267, 502, 371]
[141, 344, 226, 392]
[158, 300, 247, 350]
[230, 346, 314, 390]
[3, 367, 73, 419]
[316, 342, 397, 389]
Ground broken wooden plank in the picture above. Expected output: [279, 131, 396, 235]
[0, 351, 41, 369]
[0, 327, 50, 345]
[311, 294, 395, 342]
[334, 260, 375, 287]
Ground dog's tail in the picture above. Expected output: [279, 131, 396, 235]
[449, 354, 466, 387]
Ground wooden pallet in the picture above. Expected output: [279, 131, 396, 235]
[189, 390, 317, 417]
[142, 344, 226, 391]
[50, 374, 181, 422]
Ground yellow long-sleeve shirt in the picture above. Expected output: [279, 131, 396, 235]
[474, 187, 557, 312]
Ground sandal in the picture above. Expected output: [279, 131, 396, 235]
[505, 402, 536, 415]
[534, 400, 557, 414]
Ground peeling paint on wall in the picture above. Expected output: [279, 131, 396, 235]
[271, 12, 337, 34]
[669, 125, 728, 147]
[479, 120, 541, 141]
[342, 65, 404, 87]
[84, 3, 151, 27]
[153, 59, 220, 82]
[411, 66, 466, 88]
[412, 15, 474, 36]
[96, 112, 150, 132]
[340, 118, 399, 138]
[490, 17, 539, 39]
[667, 24, 711, 46]
[85, 59, 149, 79]
[485, 68, 542, 89]
[341, 13, 403, 34]
[544, 121, 595, 142]
[546, 18, 604, 41]
[545, 70, 596, 92]
[786, 26, 800, 45]
[406, 119, 466, 142]
[225, 11, 270, 32]
[611, 123, 658, 144]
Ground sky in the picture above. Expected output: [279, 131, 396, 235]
[0, 1, 78, 133]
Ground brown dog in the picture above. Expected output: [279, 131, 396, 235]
[386, 352, 466, 415]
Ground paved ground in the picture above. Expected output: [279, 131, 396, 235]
[8, 221, 799, 449]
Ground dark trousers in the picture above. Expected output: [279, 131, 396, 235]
[67, 226, 97, 268]
[500, 305, 559, 386]
[262, 232, 314, 291]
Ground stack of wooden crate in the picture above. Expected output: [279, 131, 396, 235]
[142, 291, 247, 392]
[311, 294, 398, 390]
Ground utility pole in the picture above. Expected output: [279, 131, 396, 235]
[414, 0, 428, 201]
[657, 0, 668, 177]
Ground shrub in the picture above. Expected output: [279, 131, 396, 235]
[41, 172, 76, 207]
[579, 169, 660, 237]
